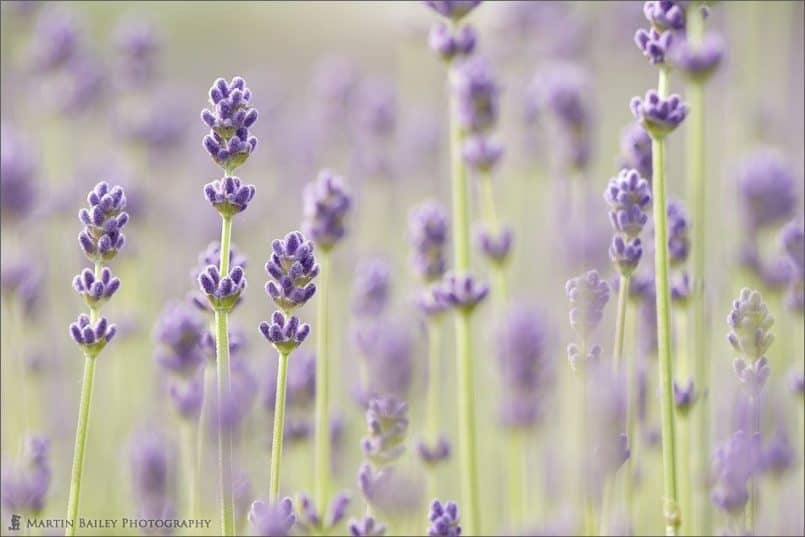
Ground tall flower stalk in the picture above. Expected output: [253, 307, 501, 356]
[260, 231, 318, 502]
[424, 2, 484, 532]
[198, 75, 259, 536]
[302, 169, 352, 514]
[633, 3, 688, 532]
[66, 181, 128, 535]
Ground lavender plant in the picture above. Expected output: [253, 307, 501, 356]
[302, 168, 352, 517]
[66, 180, 128, 535]
[260, 230, 318, 502]
[198, 75, 258, 536]
[1, 436, 51, 517]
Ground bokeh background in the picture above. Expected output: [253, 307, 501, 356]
[1, 1, 803, 536]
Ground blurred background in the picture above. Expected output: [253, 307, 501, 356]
[1, 1, 803, 536]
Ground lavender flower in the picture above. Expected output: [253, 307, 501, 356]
[673, 379, 696, 416]
[733, 357, 770, 396]
[428, 500, 462, 537]
[302, 169, 352, 251]
[408, 201, 449, 282]
[248, 498, 296, 537]
[761, 429, 794, 478]
[417, 437, 451, 466]
[451, 56, 500, 134]
[476, 225, 513, 265]
[29, 6, 80, 73]
[357, 463, 391, 504]
[432, 273, 489, 313]
[265, 349, 316, 411]
[462, 135, 504, 172]
[634, 27, 674, 65]
[424, 0, 482, 21]
[259, 311, 311, 353]
[788, 368, 805, 397]
[262, 231, 319, 313]
[738, 150, 796, 232]
[671, 33, 724, 80]
[781, 219, 805, 275]
[428, 23, 476, 61]
[619, 122, 652, 181]
[497, 305, 551, 429]
[643, 1, 685, 31]
[201, 76, 259, 171]
[197, 264, 247, 312]
[296, 492, 351, 534]
[0, 436, 51, 514]
[168, 375, 204, 420]
[349, 516, 387, 537]
[355, 77, 397, 139]
[416, 285, 451, 318]
[77, 181, 129, 262]
[671, 271, 692, 305]
[1, 260, 43, 318]
[203, 176, 256, 217]
[361, 396, 409, 467]
[153, 302, 206, 377]
[353, 320, 413, 401]
[129, 429, 175, 522]
[728, 288, 774, 393]
[667, 200, 690, 266]
[113, 17, 159, 88]
[711, 431, 759, 514]
[630, 90, 687, 138]
[72, 267, 121, 308]
[604, 169, 651, 276]
[566, 270, 610, 337]
[352, 259, 391, 317]
[0, 126, 38, 221]
[69, 314, 117, 357]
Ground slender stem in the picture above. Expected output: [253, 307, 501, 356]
[650, 78, 680, 533]
[182, 419, 198, 523]
[269, 350, 291, 503]
[448, 28, 480, 536]
[216, 214, 235, 537]
[196, 364, 211, 522]
[65, 354, 97, 537]
[675, 309, 692, 537]
[613, 275, 630, 373]
[624, 300, 637, 533]
[506, 430, 526, 526]
[426, 318, 442, 444]
[745, 395, 760, 535]
[315, 249, 332, 512]
[455, 309, 480, 535]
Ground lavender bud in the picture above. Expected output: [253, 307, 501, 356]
[264, 230, 319, 311]
[352, 259, 391, 317]
[781, 219, 805, 275]
[417, 437, 451, 466]
[432, 272, 489, 313]
[634, 27, 673, 65]
[667, 200, 690, 266]
[630, 89, 687, 138]
[738, 150, 796, 233]
[77, 181, 129, 262]
[727, 288, 774, 362]
[357, 463, 391, 504]
[643, 0, 685, 31]
[349, 516, 387, 537]
[673, 378, 696, 415]
[0, 125, 38, 221]
[296, 492, 351, 533]
[566, 270, 610, 337]
[153, 302, 206, 377]
[129, 428, 175, 521]
[72, 267, 120, 308]
[408, 201, 449, 282]
[428, 500, 461, 537]
[670, 33, 724, 81]
[671, 271, 692, 306]
[423, 0, 482, 21]
[711, 431, 760, 514]
[197, 265, 247, 313]
[462, 135, 504, 172]
[619, 122, 653, 182]
[476, 225, 513, 265]
[451, 56, 500, 134]
[203, 176, 256, 217]
[248, 498, 295, 537]
[428, 22, 476, 61]
[0, 435, 51, 514]
[200, 76, 258, 171]
[68, 314, 117, 358]
[258, 311, 311, 354]
[302, 169, 352, 251]
[361, 396, 409, 467]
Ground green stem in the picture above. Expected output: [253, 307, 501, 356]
[674, 309, 693, 537]
[745, 395, 760, 535]
[651, 70, 680, 534]
[624, 300, 637, 533]
[613, 276, 630, 373]
[216, 214, 235, 537]
[455, 309, 480, 535]
[315, 249, 332, 512]
[448, 53, 470, 273]
[426, 318, 441, 444]
[269, 350, 291, 503]
[196, 364, 211, 522]
[65, 353, 96, 537]
[506, 430, 526, 526]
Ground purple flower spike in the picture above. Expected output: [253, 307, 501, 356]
[761, 429, 794, 477]
[733, 356, 771, 396]
[781, 220, 805, 275]
[432, 273, 489, 313]
[416, 285, 451, 318]
[197, 264, 247, 312]
[0, 126, 38, 221]
[673, 378, 696, 415]
[428, 500, 462, 537]
[296, 491, 351, 534]
[417, 437, 451, 466]
[114, 17, 160, 88]
[72, 266, 121, 308]
[619, 123, 653, 182]
[738, 150, 796, 233]
[727, 288, 774, 363]
[248, 498, 295, 537]
[29, 6, 81, 73]
[0, 435, 51, 514]
[302, 169, 352, 251]
[154, 302, 206, 377]
[671, 33, 724, 81]
[476, 225, 513, 265]
[352, 259, 390, 317]
[630, 89, 687, 138]
[667, 200, 690, 266]
[643, 0, 685, 31]
[428, 22, 476, 61]
[168, 375, 204, 420]
[200, 76, 258, 171]
[68, 313, 117, 357]
[77, 181, 129, 262]
[635, 27, 673, 65]
[423, 0, 482, 21]
[610, 236, 643, 280]
[451, 56, 500, 134]
[671, 271, 692, 306]
[361, 396, 409, 467]
[349, 516, 387, 537]
[203, 175, 255, 217]
[264, 230, 319, 311]
[604, 169, 651, 237]
[408, 201, 448, 282]
[566, 270, 610, 337]
[258, 311, 311, 354]
[711, 431, 759, 514]
[462, 135, 504, 172]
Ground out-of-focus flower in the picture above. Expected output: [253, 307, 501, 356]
[361, 396, 409, 467]
[428, 22, 476, 61]
[248, 497, 295, 537]
[451, 56, 500, 134]
[643, 0, 685, 31]
[77, 181, 129, 263]
[417, 437, 451, 466]
[463, 135, 504, 172]
[673, 378, 696, 415]
[129, 429, 176, 523]
[428, 500, 461, 537]
[354, 320, 413, 401]
[671, 33, 724, 81]
[302, 169, 352, 251]
[711, 431, 759, 514]
[728, 288, 774, 394]
[432, 273, 489, 313]
[29, 6, 81, 73]
[409, 201, 449, 282]
[153, 301, 206, 377]
[738, 150, 796, 232]
[113, 17, 160, 88]
[352, 259, 391, 317]
[635, 27, 674, 65]
[0, 125, 38, 222]
[296, 492, 351, 534]
[619, 122, 652, 182]
[566, 270, 610, 337]
[348, 516, 387, 536]
[0, 436, 51, 514]
[667, 200, 690, 266]
[423, 0, 482, 21]
[761, 429, 794, 478]
[476, 225, 513, 266]
[630, 90, 687, 138]
[168, 373, 204, 420]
